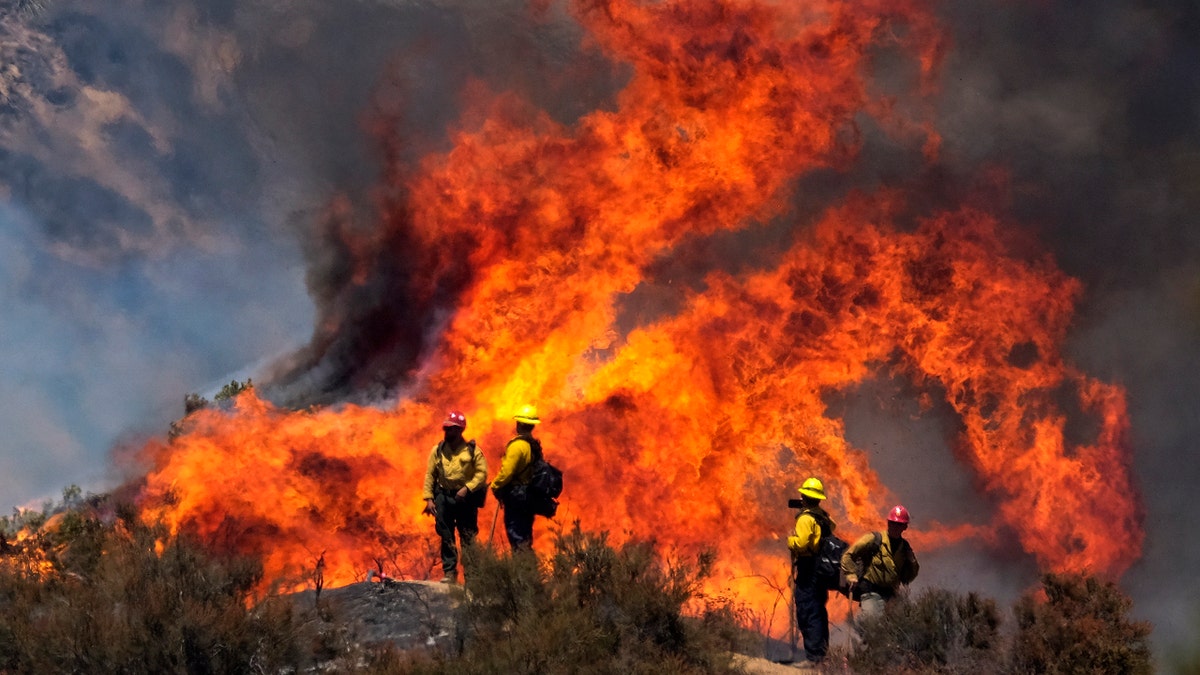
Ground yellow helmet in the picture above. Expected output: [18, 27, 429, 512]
[798, 477, 826, 500]
[514, 404, 541, 425]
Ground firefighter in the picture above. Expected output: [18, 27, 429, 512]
[787, 476, 835, 668]
[841, 504, 920, 618]
[490, 404, 541, 550]
[421, 410, 488, 583]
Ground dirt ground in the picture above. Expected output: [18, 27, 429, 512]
[733, 654, 809, 673]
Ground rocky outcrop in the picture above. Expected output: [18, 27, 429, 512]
[291, 579, 463, 654]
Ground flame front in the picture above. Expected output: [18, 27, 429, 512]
[139, 0, 1141, 619]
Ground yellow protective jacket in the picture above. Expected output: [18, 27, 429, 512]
[788, 507, 834, 557]
[840, 532, 919, 590]
[422, 439, 488, 500]
[490, 435, 535, 491]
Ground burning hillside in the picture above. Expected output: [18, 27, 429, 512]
[134, 0, 1141, 625]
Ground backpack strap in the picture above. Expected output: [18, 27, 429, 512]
[847, 532, 884, 586]
[510, 434, 543, 463]
[800, 507, 832, 536]
[869, 531, 885, 567]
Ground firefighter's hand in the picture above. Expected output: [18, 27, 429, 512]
[422, 499, 436, 517]
[455, 487, 469, 500]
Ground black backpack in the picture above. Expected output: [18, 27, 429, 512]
[508, 435, 563, 517]
[528, 438, 563, 497]
[802, 509, 849, 593]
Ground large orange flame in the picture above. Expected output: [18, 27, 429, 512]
[137, 0, 1141, 624]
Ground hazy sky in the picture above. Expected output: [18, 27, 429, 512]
[1, 0, 1197, 658]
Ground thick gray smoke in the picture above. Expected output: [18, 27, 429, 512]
[827, 0, 1200, 655]
[1, 0, 1197, 658]
[931, 1, 1200, 656]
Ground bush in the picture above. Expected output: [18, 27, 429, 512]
[1010, 573, 1153, 675]
[847, 587, 1002, 674]
[0, 497, 320, 673]
[407, 522, 753, 675]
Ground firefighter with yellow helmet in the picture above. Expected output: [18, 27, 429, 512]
[787, 476, 835, 668]
[490, 404, 542, 550]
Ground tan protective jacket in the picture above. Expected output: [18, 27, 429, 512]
[840, 532, 919, 590]
[422, 440, 488, 500]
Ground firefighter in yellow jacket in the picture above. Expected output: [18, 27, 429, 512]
[490, 404, 540, 550]
[841, 504, 920, 618]
[787, 477, 835, 667]
[421, 410, 488, 583]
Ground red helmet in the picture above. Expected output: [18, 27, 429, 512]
[442, 411, 467, 429]
[888, 505, 910, 524]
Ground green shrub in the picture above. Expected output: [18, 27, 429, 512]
[1010, 573, 1153, 675]
[213, 378, 253, 406]
[848, 587, 1003, 674]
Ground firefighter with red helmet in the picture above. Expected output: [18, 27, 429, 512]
[841, 504, 920, 618]
[422, 410, 488, 583]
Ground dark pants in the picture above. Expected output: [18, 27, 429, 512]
[793, 559, 829, 663]
[502, 498, 535, 550]
[434, 491, 479, 574]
